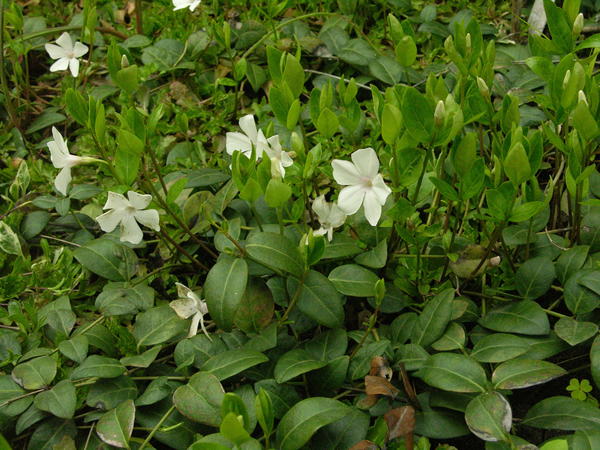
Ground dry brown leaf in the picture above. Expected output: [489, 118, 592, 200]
[384, 405, 416, 447]
[356, 393, 379, 410]
[365, 375, 400, 398]
[349, 440, 380, 450]
[370, 356, 393, 380]
[399, 362, 420, 408]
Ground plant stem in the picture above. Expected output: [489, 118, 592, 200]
[139, 405, 175, 450]
[134, 0, 143, 35]
[0, 0, 19, 129]
[159, 229, 209, 272]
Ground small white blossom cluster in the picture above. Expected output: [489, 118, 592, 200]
[172, 0, 201, 11]
[45, 32, 88, 77]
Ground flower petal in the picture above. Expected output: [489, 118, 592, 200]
[188, 313, 201, 337]
[328, 204, 347, 228]
[238, 114, 258, 142]
[72, 42, 89, 58]
[127, 191, 152, 210]
[351, 147, 379, 178]
[371, 174, 392, 204]
[332, 159, 362, 186]
[48, 128, 70, 168]
[363, 190, 383, 226]
[68, 57, 80, 77]
[45, 43, 67, 60]
[190, 0, 202, 11]
[225, 132, 252, 155]
[96, 209, 122, 233]
[312, 195, 329, 220]
[103, 191, 130, 210]
[49, 58, 69, 72]
[54, 167, 72, 196]
[55, 32, 73, 52]
[337, 184, 366, 215]
[119, 214, 144, 244]
[170, 298, 197, 319]
[134, 209, 160, 232]
[255, 130, 269, 158]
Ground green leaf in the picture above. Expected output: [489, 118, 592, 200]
[73, 238, 138, 281]
[305, 329, 348, 361]
[492, 359, 566, 390]
[255, 388, 275, 436]
[205, 257, 248, 331]
[65, 88, 89, 126]
[234, 279, 274, 333]
[544, 0, 573, 53]
[246, 232, 304, 278]
[504, 143, 531, 186]
[328, 264, 378, 297]
[265, 178, 292, 208]
[465, 392, 511, 442]
[555, 317, 598, 346]
[288, 270, 344, 328]
[355, 239, 387, 269]
[115, 65, 139, 95]
[556, 246, 589, 285]
[96, 400, 135, 448]
[471, 333, 530, 363]
[95, 282, 155, 316]
[0, 220, 23, 257]
[515, 257, 555, 299]
[431, 322, 466, 351]
[276, 397, 351, 450]
[71, 355, 126, 380]
[416, 353, 488, 393]
[564, 270, 600, 315]
[26, 111, 66, 134]
[173, 372, 225, 426]
[523, 396, 600, 430]
[274, 349, 328, 383]
[412, 288, 455, 347]
[316, 108, 339, 139]
[12, 356, 57, 390]
[402, 87, 433, 143]
[338, 38, 377, 65]
[369, 56, 403, 85]
[133, 306, 188, 349]
[27, 418, 77, 450]
[0, 376, 33, 417]
[220, 412, 251, 446]
[590, 335, 600, 390]
[221, 392, 250, 432]
[34, 380, 76, 419]
[479, 300, 550, 335]
[86, 376, 137, 411]
[282, 54, 304, 98]
[115, 129, 143, 186]
[120, 345, 162, 368]
[201, 349, 268, 381]
[21, 211, 50, 240]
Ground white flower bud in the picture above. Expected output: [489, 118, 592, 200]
[573, 13, 584, 37]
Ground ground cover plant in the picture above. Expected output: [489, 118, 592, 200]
[1, 0, 600, 448]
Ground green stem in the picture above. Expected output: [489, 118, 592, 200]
[139, 405, 175, 450]
[0, 0, 19, 129]
[279, 274, 305, 324]
[16, 25, 128, 43]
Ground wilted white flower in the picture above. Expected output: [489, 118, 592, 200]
[170, 283, 210, 339]
[47, 127, 97, 196]
[225, 114, 270, 159]
[265, 135, 293, 178]
[172, 0, 201, 11]
[96, 191, 160, 244]
[44, 32, 88, 77]
[312, 195, 346, 241]
[332, 148, 391, 226]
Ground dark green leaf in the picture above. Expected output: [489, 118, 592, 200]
[523, 396, 600, 430]
[465, 392, 511, 442]
[492, 359, 566, 390]
[246, 232, 304, 278]
[201, 349, 268, 381]
[274, 349, 328, 383]
[416, 353, 488, 393]
[173, 372, 225, 426]
[479, 300, 550, 335]
[96, 400, 135, 448]
[328, 264, 378, 297]
[288, 271, 344, 328]
[205, 257, 248, 331]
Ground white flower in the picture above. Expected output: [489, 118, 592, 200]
[225, 114, 270, 159]
[170, 283, 211, 339]
[96, 191, 160, 244]
[332, 148, 391, 226]
[312, 195, 346, 241]
[47, 127, 94, 196]
[44, 32, 88, 77]
[172, 0, 201, 11]
[265, 135, 293, 178]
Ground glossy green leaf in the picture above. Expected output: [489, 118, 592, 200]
[173, 372, 225, 426]
[73, 238, 138, 281]
[471, 333, 530, 363]
[204, 257, 248, 331]
[555, 318, 598, 346]
[274, 349, 328, 383]
[492, 359, 566, 390]
[479, 300, 550, 335]
[416, 353, 488, 393]
[465, 392, 511, 442]
[96, 400, 135, 448]
[246, 232, 304, 278]
[201, 349, 268, 381]
[288, 270, 344, 328]
[412, 288, 455, 347]
[523, 396, 600, 430]
[70, 355, 125, 380]
[34, 380, 76, 419]
[515, 257, 555, 299]
[556, 246, 589, 285]
[12, 356, 57, 390]
[328, 264, 378, 297]
[591, 335, 600, 390]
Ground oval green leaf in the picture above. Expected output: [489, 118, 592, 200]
[492, 359, 566, 390]
[205, 257, 248, 331]
[416, 353, 488, 393]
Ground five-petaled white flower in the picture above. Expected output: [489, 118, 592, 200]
[96, 191, 160, 244]
[225, 114, 270, 159]
[47, 127, 97, 196]
[312, 195, 346, 241]
[332, 148, 391, 226]
[44, 32, 89, 77]
[169, 283, 211, 339]
[172, 0, 201, 11]
[265, 135, 293, 178]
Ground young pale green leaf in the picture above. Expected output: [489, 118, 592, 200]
[34, 380, 76, 419]
[0, 221, 23, 257]
[416, 353, 488, 393]
[265, 178, 292, 208]
[396, 35, 417, 66]
[288, 270, 344, 329]
[504, 142, 531, 186]
[173, 372, 225, 426]
[523, 396, 600, 430]
[276, 397, 351, 450]
[316, 107, 339, 139]
[12, 356, 57, 390]
[381, 104, 402, 144]
[554, 317, 598, 346]
[204, 257, 248, 331]
[471, 333, 530, 363]
[402, 87, 433, 143]
[479, 300, 550, 335]
[328, 264, 378, 297]
[412, 288, 455, 347]
[465, 392, 512, 442]
[201, 349, 268, 381]
[274, 349, 328, 383]
[96, 400, 135, 448]
[221, 393, 250, 432]
[115, 129, 143, 186]
[220, 412, 251, 446]
[492, 359, 566, 390]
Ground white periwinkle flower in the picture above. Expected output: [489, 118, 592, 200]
[96, 191, 160, 244]
[170, 283, 211, 339]
[225, 114, 270, 159]
[44, 32, 88, 77]
[172, 0, 201, 11]
[47, 127, 97, 196]
[265, 135, 293, 178]
[312, 195, 346, 241]
[332, 148, 391, 226]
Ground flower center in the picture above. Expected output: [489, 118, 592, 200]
[361, 176, 373, 188]
[125, 205, 137, 214]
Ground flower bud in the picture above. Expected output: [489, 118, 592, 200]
[434, 100, 446, 127]
[578, 90, 588, 105]
[477, 77, 490, 98]
[573, 13, 584, 37]
[121, 54, 129, 68]
[291, 131, 305, 156]
[465, 32, 472, 52]
[562, 70, 571, 90]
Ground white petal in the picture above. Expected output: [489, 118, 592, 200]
[175, 282, 193, 300]
[54, 167, 72, 196]
[226, 132, 252, 155]
[45, 43, 68, 59]
[351, 147, 379, 178]
[48, 128, 70, 168]
[170, 298, 197, 319]
[134, 209, 160, 231]
[312, 195, 329, 219]
[103, 191, 130, 210]
[332, 159, 362, 186]
[72, 41, 89, 58]
[188, 313, 201, 337]
[238, 114, 258, 142]
[96, 209, 123, 232]
[49, 58, 69, 72]
[189, 0, 201, 11]
[337, 184, 366, 215]
[280, 152, 293, 167]
[371, 174, 392, 204]
[56, 32, 74, 52]
[363, 190, 383, 226]
[327, 228, 334, 242]
[68, 58, 80, 77]
[313, 227, 328, 237]
[328, 204, 347, 228]
[172, 0, 189, 9]
[198, 314, 211, 340]
[119, 214, 144, 244]
[255, 130, 269, 158]
[127, 191, 153, 210]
